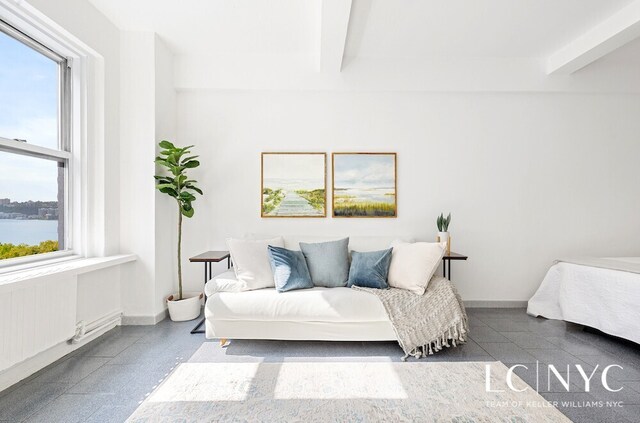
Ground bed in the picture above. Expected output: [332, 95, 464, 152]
[527, 257, 640, 345]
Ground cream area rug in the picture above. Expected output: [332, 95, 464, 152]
[127, 360, 569, 422]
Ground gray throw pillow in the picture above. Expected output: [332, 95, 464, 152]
[299, 238, 350, 287]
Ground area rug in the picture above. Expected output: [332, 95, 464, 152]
[127, 360, 570, 422]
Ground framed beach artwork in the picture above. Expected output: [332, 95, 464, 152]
[332, 153, 397, 218]
[261, 152, 326, 218]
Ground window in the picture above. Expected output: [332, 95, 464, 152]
[0, 19, 71, 263]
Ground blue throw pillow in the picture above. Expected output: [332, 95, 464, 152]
[347, 248, 393, 289]
[267, 245, 314, 292]
[300, 238, 350, 287]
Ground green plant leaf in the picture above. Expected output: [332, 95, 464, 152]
[181, 156, 199, 163]
[156, 183, 177, 189]
[159, 140, 175, 149]
[187, 186, 203, 195]
[181, 206, 195, 218]
[159, 187, 178, 197]
[183, 160, 200, 168]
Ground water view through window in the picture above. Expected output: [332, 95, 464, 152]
[0, 25, 65, 261]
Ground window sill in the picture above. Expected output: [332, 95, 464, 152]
[0, 254, 136, 287]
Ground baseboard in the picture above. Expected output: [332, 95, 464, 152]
[0, 319, 119, 392]
[464, 300, 528, 308]
[121, 308, 168, 325]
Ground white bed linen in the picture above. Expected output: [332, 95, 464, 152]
[528, 260, 640, 344]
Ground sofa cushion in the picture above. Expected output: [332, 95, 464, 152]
[347, 248, 393, 289]
[227, 237, 284, 290]
[388, 240, 446, 295]
[300, 238, 350, 287]
[267, 245, 314, 292]
[205, 270, 245, 296]
[207, 287, 389, 322]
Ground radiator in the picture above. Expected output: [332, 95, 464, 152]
[0, 275, 77, 372]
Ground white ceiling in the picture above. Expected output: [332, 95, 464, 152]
[89, 0, 638, 59]
[87, 0, 640, 91]
[88, 0, 317, 57]
[345, 0, 635, 58]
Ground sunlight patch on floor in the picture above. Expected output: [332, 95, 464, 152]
[274, 362, 408, 399]
[149, 363, 260, 402]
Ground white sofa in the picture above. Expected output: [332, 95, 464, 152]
[204, 236, 411, 341]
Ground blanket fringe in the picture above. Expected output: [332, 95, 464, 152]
[405, 320, 469, 360]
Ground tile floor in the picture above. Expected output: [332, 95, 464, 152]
[1, 308, 639, 423]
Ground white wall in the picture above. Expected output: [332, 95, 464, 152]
[119, 32, 178, 321]
[119, 32, 157, 319]
[154, 35, 179, 312]
[177, 90, 640, 302]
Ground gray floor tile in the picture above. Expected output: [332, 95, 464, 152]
[467, 317, 487, 329]
[527, 318, 583, 337]
[526, 348, 588, 368]
[24, 393, 114, 423]
[32, 356, 109, 384]
[468, 326, 510, 343]
[107, 341, 192, 366]
[546, 334, 611, 356]
[0, 381, 70, 421]
[478, 342, 538, 363]
[76, 334, 140, 358]
[2, 308, 638, 423]
[624, 380, 640, 393]
[569, 329, 636, 355]
[617, 404, 640, 423]
[578, 353, 640, 382]
[84, 404, 138, 423]
[586, 382, 640, 405]
[67, 364, 141, 394]
[502, 331, 558, 349]
[481, 318, 533, 332]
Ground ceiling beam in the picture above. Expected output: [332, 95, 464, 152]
[547, 0, 640, 74]
[317, 0, 352, 73]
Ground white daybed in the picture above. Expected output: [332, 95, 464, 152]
[527, 257, 640, 345]
[204, 236, 403, 342]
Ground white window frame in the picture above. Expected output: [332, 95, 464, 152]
[0, 2, 107, 271]
[0, 19, 73, 268]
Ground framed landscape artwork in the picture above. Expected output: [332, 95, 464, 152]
[332, 153, 397, 218]
[261, 152, 326, 217]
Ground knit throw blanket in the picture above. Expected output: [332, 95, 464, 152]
[353, 276, 469, 360]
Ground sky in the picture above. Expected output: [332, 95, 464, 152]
[0, 29, 59, 202]
[263, 153, 325, 190]
[333, 154, 395, 189]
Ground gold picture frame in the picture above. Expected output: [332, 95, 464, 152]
[332, 152, 397, 218]
[261, 152, 327, 218]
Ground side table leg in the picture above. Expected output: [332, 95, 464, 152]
[190, 262, 209, 334]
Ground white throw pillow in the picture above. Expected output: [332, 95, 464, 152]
[226, 237, 284, 290]
[387, 240, 447, 295]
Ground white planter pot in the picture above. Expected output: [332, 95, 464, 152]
[166, 291, 203, 322]
[438, 231, 451, 254]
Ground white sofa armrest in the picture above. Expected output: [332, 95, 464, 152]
[205, 269, 246, 296]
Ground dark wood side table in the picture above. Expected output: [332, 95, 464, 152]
[442, 252, 468, 280]
[188, 250, 231, 334]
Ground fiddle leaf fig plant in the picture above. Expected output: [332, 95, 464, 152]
[437, 212, 451, 232]
[154, 140, 203, 300]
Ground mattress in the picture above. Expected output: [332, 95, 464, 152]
[527, 258, 640, 344]
[206, 286, 389, 323]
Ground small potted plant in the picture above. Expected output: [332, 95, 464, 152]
[155, 140, 204, 321]
[437, 212, 451, 253]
